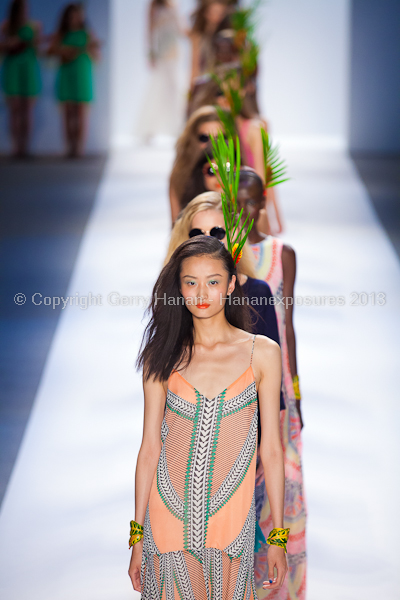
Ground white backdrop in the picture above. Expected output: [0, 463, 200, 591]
[109, 0, 350, 148]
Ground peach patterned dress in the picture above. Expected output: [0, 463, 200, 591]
[141, 336, 259, 600]
[252, 237, 307, 600]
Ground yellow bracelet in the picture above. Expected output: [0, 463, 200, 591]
[129, 520, 144, 548]
[292, 375, 301, 401]
[266, 527, 290, 553]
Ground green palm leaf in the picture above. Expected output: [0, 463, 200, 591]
[207, 132, 253, 258]
[261, 127, 290, 188]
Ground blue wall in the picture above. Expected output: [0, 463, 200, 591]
[349, 0, 400, 153]
[0, 0, 110, 154]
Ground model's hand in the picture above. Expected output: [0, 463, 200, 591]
[128, 539, 143, 592]
[262, 545, 287, 590]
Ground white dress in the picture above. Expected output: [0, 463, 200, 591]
[136, 5, 183, 140]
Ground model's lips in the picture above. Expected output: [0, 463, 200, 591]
[197, 303, 210, 309]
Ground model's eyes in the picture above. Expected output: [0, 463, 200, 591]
[246, 200, 256, 207]
[183, 279, 220, 287]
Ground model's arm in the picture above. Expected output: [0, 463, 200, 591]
[282, 244, 303, 428]
[249, 121, 284, 234]
[249, 120, 265, 184]
[128, 374, 167, 592]
[47, 34, 73, 60]
[86, 31, 101, 61]
[0, 21, 23, 52]
[266, 186, 284, 234]
[255, 336, 287, 590]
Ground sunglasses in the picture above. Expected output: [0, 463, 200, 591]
[202, 162, 218, 177]
[189, 226, 226, 240]
[198, 133, 229, 144]
[202, 162, 232, 177]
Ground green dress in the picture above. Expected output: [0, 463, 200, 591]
[56, 30, 93, 103]
[1, 24, 41, 97]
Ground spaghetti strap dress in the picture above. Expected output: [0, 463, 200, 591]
[141, 335, 259, 600]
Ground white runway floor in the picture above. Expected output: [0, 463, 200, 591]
[0, 145, 399, 600]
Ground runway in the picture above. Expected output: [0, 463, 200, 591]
[0, 144, 399, 600]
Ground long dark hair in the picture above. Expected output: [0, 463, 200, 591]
[57, 2, 86, 37]
[7, 0, 26, 35]
[137, 236, 251, 382]
[180, 145, 213, 210]
[191, 0, 231, 35]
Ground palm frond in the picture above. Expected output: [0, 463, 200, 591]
[207, 133, 253, 259]
[261, 127, 289, 189]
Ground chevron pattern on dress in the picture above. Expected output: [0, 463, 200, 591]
[163, 553, 175, 600]
[209, 410, 258, 516]
[202, 549, 212, 600]
[223, 494, 256, 558]
[172, 551, 196, 600]
[143, 505, 160, 555]
[211, 547, 223, 599]
[167, 389, 197, 420]
[222, 382, 257, 417]
[141, 551, 160, 600]
[185, 391, 223, 551]
[161, 419, 169, 444]
[157, 440, 185, 520]
[231, 517, 256, 600]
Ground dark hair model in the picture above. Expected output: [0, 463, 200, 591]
[179, 144, 214, 210]
[137, 236, 251, 382]
[57, 2, 85, 37]
[239, 167, 264, 199]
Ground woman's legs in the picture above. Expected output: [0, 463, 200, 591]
[7, 96, 35, 157]
[7, 97, 20, 155]
[63, 103, 89, 157]
[20, 97, 34, 156]
[73, 103, 89, 157]
[62, 102, 76, 157]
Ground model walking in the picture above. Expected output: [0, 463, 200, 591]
[136, 0, 183, 142]
[0, 0, 41, 157]
[237, 168, 306, 600]
[47, 3, 100, 157]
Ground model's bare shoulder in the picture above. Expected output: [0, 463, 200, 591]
[252, 334, 281, 383]
[143, 372, 169, 397]
[282, 244, 296, 263]
[254, 334, 280, 355]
